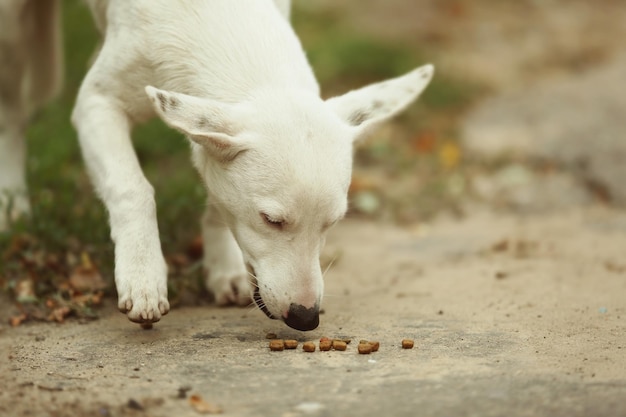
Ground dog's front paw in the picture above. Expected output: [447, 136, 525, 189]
[206, 271, 252, 307]
[115, 259, 170, 324]
[117, 286, 170, 323]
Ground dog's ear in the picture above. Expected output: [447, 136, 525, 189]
[326, 64, 434, 140]
[145, 86, 247, 162]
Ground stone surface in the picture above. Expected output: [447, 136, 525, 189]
[462, 53, 626, 205]
[2, 211, 625, 416]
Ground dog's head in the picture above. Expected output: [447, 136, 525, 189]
[146, 64, 433, 330]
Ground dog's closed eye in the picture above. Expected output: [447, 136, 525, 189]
[261, 213, 285, 229]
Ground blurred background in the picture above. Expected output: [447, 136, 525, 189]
[2, 0, 625, 323]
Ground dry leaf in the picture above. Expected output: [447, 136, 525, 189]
[189, 394, 223, 414]
[9, 314, 28, 327]
[438, 141, 461, 170]
[48, 306, 71, 323]
[169, 253, 190, 268]
[187, 236, 204, 260]
[349, 174, 381, 194]
[411, 131, 437, 154]
[71, 291, 104, 306]
[69, 252, 106, 292]
[15, 278, 37, 303]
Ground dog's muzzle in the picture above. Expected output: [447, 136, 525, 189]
[248, 264, 277, 320]
[253, 284, 276, 320]
[249, 265, 320, 331]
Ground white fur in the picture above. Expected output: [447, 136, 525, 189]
[0, 0, 63, 228]
[1, 0, 433, 330]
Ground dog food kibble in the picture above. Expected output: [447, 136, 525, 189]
[319, 340, 332, 351]
[332, 340, 347, 351]
[320, 336, 331, 343]
[284, 340, 298, 349]
[368, 341, 380, 352]
[358, 343, 372, 354]
[269, 339, 284, 351]
[401, 339, 414, 349]
[303, 342, 316, 352]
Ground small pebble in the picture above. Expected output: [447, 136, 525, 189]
[127, 399, 144, 411]
[177, 385, 192, 399]
[401, 339, 414, 349]
[303, 342, 316, 352]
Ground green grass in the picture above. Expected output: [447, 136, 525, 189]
[1, 2, 481, 314]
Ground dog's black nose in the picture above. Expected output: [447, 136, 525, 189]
[284, 303, 319, 331]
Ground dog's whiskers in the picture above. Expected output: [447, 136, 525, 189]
[322, 255, 338, 280]
[322, 293, 341, 298]
[245, 301, 259, 312]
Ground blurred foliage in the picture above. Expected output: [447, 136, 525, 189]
[1, 2, 482, 321]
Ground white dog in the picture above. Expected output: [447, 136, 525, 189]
[0, 0, 433, 330]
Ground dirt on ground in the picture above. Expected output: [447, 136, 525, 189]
[2, 1, 626, 416]
[1, 207, 625, 416]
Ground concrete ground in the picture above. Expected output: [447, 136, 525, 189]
[2, 207, 625, 416]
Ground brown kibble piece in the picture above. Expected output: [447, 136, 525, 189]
[303, 342, 316, 352]
[369, 341, 380, 352]
[284, 340, 298, 349]
[401, 339, 414, 349]
[320, 336, 331, 343]
[269, 339, 284, 351]
[332, 340, 347, 351]
[319, 340, 332, 351]
[359, 339, 369, 344]
[358, 343, 372, 354]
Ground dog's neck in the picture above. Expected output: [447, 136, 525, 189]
[144, 1, 320, 102]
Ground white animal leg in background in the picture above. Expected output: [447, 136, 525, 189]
[0, 0, 63, 229]
[0, 37, 28, 228]
[72, 81, 170, 324]
[0, 2, 28, 229]
[0, 117, 29, 230]
[202, 202, 250, 306]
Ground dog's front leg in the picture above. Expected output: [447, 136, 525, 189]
[202, 202, 251, 306]
[72, 85, 169, 324]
